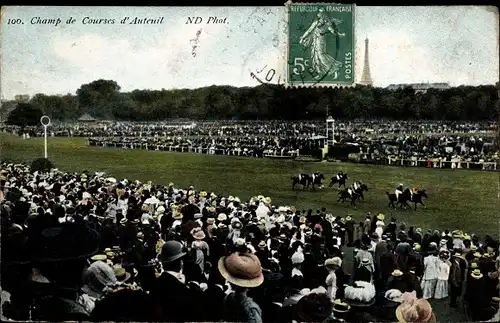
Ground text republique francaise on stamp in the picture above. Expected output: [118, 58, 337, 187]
[286, 2, 355, 87]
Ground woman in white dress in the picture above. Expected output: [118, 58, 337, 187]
[434, 251, 451, 299]
[421, 243, 440, 299]
[324, 257, 342, 302]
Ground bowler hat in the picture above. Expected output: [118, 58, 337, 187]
[159, 240, 186, 263]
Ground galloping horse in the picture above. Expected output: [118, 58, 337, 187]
[307, 173, 325, 191]
[291, 173, 309, 190]
[329, 173, 348, 188]
[338, 183, 368, 206]
[386, 188, 428, 210]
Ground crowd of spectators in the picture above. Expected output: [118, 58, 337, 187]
[1, 162, 500, 322]
[1, 120, 498, 167]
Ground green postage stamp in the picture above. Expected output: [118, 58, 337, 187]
[286, 2, 355, 86]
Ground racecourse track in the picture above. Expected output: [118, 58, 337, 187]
[1, 133, 498, 237]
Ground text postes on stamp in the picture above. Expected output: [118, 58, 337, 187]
[286, 2, 355, 87]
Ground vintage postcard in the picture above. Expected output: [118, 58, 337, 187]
[0, 5, 499, 323]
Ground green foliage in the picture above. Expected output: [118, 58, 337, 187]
[30, 157, 54, 173]
[6, 103, 43, 126]
[4, 80, 497, 121]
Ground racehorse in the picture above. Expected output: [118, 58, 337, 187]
[386, 188, 428, 210]
[291, 174, 309, 190]
[338, 183, 368, 206]
[329, 173, 348, 188]
[307, 173, 325, 190]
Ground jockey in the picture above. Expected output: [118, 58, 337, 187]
[347, 182, 357, 198]
[352, 180, 360, 191]
[395, 184, 403, 199]
[410, 187, 417, 200]
[336, 171, 343, 181]
[312, 172, 317, 183]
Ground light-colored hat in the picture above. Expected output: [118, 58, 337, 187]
[258, 241, 266, 249]
[471, 269, 483, 279]
[377, 213, 385, 221]
[361, 257, 370, 265]
[346, 215, 352, 221]
[299, 216, 307, 224]
[191, 228, 206, 240]
[392, 269, 403, 277]
[113, 266, 131, 282]
[292, 251, 305, 265]
[325, 257, 342, 268]
[470, 262, 478, 269]
[173, 211, 183, 220]
[332, 299, 350, 313]
[218, 252, 264, 288]
[217, 213, 227, 221]
[90, 254, 107, 262]
[395, 296, 436, 323]
[206, 218, 215, 225]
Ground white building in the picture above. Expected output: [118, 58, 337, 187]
[386, 83, 450, 93]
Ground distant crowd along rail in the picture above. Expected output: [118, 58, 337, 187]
[85, 139, 498, 172]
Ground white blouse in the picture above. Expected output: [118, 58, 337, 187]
[325, 271, 337, 301]
[437, 260, 450, 280]
[422, 255, 440, 280]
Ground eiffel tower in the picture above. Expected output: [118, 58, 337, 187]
[359, 37, 373, 86]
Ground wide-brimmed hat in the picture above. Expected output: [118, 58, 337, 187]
[325, 257, 342, 268]
[258, 241, 266, 250]
[471, 269, 483, 279]
[25, 222, 100, 263]
[206, 218, 215, 225]
[377, 213, 385, 221]
[361, 257, 371, 265]
[299, 216, 307, 224]
[217, 252, 264, 288]
[451, 230, 463, 238]
[384, 289, 403, 307]
[332, 298, 350, 313]
[191, 228, 206, 240]
[113, 266, 131, 282]
[217, 213, 227, 221]
[392, 269, 403, 277]
[172, 211, 183, 220]
[395, 298, 436, 323]
[159, 240, 186, 263]
[296, 292, 334, 322]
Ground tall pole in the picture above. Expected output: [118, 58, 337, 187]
[44, 126, 47, 158]
[40, 116, 51, 159]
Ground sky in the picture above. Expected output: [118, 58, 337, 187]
[1, 6, 498, 99]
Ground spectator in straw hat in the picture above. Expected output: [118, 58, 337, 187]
[465, 268, 487, 321]
[218, 251, 264, 323]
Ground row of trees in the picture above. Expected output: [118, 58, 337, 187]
[4, 79, 500, 124]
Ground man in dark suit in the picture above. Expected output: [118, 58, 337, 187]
[150, 240, 205, 322]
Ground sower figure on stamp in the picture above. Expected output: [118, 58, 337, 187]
[298, 8, 345, 79]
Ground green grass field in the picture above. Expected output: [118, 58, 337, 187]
[2, 133, 499, 237]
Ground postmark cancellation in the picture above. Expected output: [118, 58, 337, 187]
[285, 1, 355, 87]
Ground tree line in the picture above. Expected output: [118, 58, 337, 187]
[4, 79, 500, 124]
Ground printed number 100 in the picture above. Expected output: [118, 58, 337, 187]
[7, 19, 23, 24]
[345, 52, 352, 80]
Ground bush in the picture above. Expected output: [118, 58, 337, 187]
[30, 158, 54, 173]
